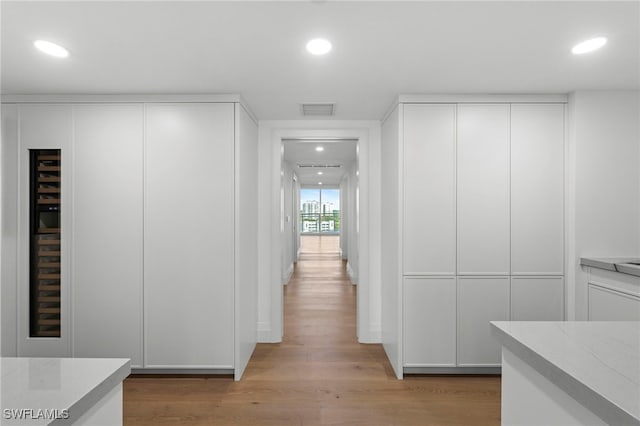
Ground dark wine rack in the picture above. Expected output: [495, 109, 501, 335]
[30, 149, 62, 337]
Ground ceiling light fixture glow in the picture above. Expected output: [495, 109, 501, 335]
[315, 146, 324, 152]
[306, 38, 332, 55]
[317, 171, 323, 175]
[571, 37, 607, 55]
[318, 182, 323, 185]
[34, 40, 69, 58]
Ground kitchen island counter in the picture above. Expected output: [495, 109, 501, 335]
[491, 321, 639, 425]
[1, 357, 130, 425]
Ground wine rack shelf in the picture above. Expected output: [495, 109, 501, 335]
[30, 149, 62, 338]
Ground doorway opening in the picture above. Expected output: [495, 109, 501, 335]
[281, 138, 358, 337]
[266, 124, 377, 345]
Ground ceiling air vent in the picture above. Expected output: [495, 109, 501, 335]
[297, 164, 342, 168]
[300, 103, 335, 116]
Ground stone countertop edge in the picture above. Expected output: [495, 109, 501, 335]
[490, 322, 640, 426]
[50, 359, 131, 426]
[579, 257, 618, 271]
[580, 257, 640, 277]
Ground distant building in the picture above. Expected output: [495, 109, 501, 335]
[321, 202, 334, 215]
[302, 200, 319, 214]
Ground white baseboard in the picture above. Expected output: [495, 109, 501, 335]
[346, 261, 358, 284]
[358, 324, 382, 344]
[257, 322, 280, 343]
[282, 263, 294, 285]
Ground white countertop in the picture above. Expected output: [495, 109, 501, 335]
[491, 321, 640, 426]
[1, 357, 130, 425]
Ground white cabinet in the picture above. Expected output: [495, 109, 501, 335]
[17, 104, 73, 358]
[392, 98, 566, 373]
[457, 277, 510, 366]
[19, 104, 73, 150]
[72, 104, 144, 367]
[403, 277, 456, 367]
[403, 104, 456, 275]
[511, 277, 564, 321]
[2, 105, 19, 357]
[511, 104, 564, 275]
[589, 285, 640, 321]
[144, 103, 235, 368]
[3, 97, 257, 377]
[457, 105, 510, 275]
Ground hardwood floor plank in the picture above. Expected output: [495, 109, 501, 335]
[124, 235, 500, 425]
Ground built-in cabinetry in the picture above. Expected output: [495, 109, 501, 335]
[72, 104, 144, 367]
[586, 267, 640, 321]
[383, 96, 566, 377]
[144, 103, 234, 369]
[1, 97, 258, 379]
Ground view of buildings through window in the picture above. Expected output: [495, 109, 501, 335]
[300, 188, 340, 234]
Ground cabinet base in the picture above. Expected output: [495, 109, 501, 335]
[404, 366, 501, 375]
[131, 368, 234, 375]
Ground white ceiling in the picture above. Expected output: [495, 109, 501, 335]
[283, 139, 357, 186]
[2, 1, 639, 120]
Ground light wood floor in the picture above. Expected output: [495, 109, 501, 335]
[124, 235, 500, 425]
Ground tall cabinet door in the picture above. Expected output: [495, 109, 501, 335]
[511, 104, 564, 275]
[403, 104, 456, 275]
[457, 277, 510, 366]
[145, 103, 234, 369]
[403, 277, 456, 367]
[72, 104, 144, 367]
[457, 105, 510, 276]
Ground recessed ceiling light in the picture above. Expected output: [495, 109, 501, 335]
[306, 38, 332, 55]
[34, 40, 69, 58]
[315, 146, 324, 152]
[571, 37, 607, 55]
[318, 182, 323, 185]
[317, 171, 323, 175]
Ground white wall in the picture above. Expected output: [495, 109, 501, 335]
[257, 120, 381, 344]
[351, 159, 358, 277]
[340, 174, 348, 259]
[337, 160, 357, 279]
[568, 90, 640, 320]
[281, 160, 296, 284]
[1, 104, 18, 356]
[234, 103, 259, 380]
[380, 105, 403, 378]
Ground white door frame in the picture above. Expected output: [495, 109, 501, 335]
[261, 120, 380, 343]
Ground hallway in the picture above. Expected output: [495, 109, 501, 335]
[123, 235, 500, 425]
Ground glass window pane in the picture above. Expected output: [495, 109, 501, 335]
[300, 188, 320, 234]
[320, 189, 340, 234]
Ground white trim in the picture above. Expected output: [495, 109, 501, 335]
[2, 94, 259, 126]
[257, 322, 274, 343]
[367, 323, 382, 344]
[140, 364, 234, 370]
[565, 99, 576, 320]
[346, 261, 357, 284]
[383, 94, 568, 122]
[404, 366, 501, 375]
[132, 368, 234, 375]
[397, 105, 405, 378]
[260, 120, 380, 344]
[233, 103, 240, 380]
[2, 93, 241, 104]
[397, 94, 568, 104]
[282, 263, 294, 285]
